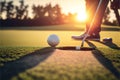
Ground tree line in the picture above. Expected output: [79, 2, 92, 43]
[0, 0, 78, 26]
[0, 0, 118, 26]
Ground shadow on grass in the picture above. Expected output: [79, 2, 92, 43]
[92, 40, 120, 50]
[86, 40, 120, 79]
[0, 47, 55, 80]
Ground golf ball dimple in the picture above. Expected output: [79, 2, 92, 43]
[76, 46, 80, 50]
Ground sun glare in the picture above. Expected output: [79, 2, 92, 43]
[76, 12, 87, 22]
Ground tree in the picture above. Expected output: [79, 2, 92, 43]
[44, 3, 53, 18]
[53, 4, 63, 23]
[0, 0, 6, 19]
[32, 5, 45, 19]
[6, 1, 14, 19]
[15, 0, 28, 19]
[103, 7, 111, 24]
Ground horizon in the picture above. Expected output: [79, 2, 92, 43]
[1, 0, 118, 22]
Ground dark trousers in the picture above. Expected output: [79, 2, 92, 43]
[85, 0, 109, 35]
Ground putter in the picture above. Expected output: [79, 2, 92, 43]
[58, 0, 108, 51]
[80, 0, 103, 49]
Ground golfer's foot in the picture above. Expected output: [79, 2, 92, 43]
[72, 33, 100, 41]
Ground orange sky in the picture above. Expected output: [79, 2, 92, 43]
[2, 0, 118, 22]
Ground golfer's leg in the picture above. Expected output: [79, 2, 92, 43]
[71, 0, 109, 40]
[71, 0, 100, 40]
[86, 0, 99, 34]
[86, 0, 109, 35]
[92, 0, 109, 35]
[72, 0, 100, 40]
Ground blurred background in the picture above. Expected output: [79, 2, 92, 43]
[0, 0, 119, 26]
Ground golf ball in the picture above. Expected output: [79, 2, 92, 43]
[47, 34, 60, 47]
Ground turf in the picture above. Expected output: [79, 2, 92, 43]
[0, 24, 120, 80]
[0, 47, 40, 66]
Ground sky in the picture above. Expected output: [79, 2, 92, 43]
[13, 0, 86, 14]
[2, 0, 118, 22]
[24, 0, 86, 21]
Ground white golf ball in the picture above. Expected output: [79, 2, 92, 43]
[47, 34, 60, 47]
[76, 46, 80, 50]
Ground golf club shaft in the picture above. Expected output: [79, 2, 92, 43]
[80, 0, 103, 48]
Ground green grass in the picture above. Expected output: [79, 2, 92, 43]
[11, 62, 117, 80]
[0, 47, 39, 66]
[0, 24, 120, 80]
[98, 48, 120, 72]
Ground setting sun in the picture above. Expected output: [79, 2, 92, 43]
[76, 12, 87, 22]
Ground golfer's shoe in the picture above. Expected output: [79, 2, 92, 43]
[72, 33, 100, 41]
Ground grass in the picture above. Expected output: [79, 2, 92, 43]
[98, 48, 120, 72]
[0, 24, 120, 80]
[11, 63, 117, 80]
[0, 47, 39, 66]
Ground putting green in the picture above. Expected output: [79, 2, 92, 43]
[0, 25, 120, 80]
[1, 48, 119, 80]
[0, 30, 120, 48]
